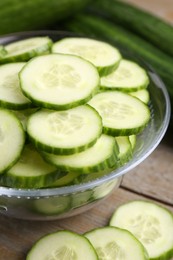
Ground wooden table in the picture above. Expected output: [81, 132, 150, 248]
[1, 1, 173, 259]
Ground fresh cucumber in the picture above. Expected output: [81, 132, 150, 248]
[88, 91, 150, 136]
[64, 14, 173, 104]
[19, 53, 100, 110]
[0, 144, 66, 189]
[88, 0, 173, 57]
[85, 226, 149, 259]
[0, 108, 25, 174]
[33, 195, 71, 215]
[42, 134, 119, 174]
[110, 200, 173, 260]
[116, 136, 132, 166]
[26, 230, 98, 260]
[71, 190, 93, 208]
[52, 37, 122, 76]
[12, 108, 39, 131]
[0, 45, 7, 58]
[0, 62, 32, 110]
[27, 105, 102, 155]
[0, 37, 53, 64]
[129, 135, 137, 150]
[130, 89, 150, 104]
[100, 59, 149, 91]
[48, 171, 80, 187]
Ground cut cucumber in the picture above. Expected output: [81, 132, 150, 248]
[129, 135, 137, 150]
[0, 36, 53, 64]
[12, 108, 39, 131]
[27, 105, 102, 155]
[88, 91, 151, 136]
[93, 178, 121, 200]
[33, 195, 71, 216]
[85, 226, 149, 259]
[130, 89, 150, 104]
[48, 171, 80, 187]
[110, 200, 173, 260]
[116, 136, 132, 166]
[42, 134, 119, 174]
[26, 230, 98, 260]
[0, 144, 66, 188]
[19, 53, 100, 110]
[52, 37, 122, 76]
[71, 190, 93, 208]
[0, 45, 7, 58]
[0, 62, 33, 110]
[0, 108, 25, 174]
[100, 59, 149, 91]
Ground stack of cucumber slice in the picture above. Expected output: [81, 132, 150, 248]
[0, 36, 151, 189]
[26, 200, 173, 260]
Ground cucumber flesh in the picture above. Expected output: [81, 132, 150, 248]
[0, 37, 53, 64]
[0, 144, 66, 188]
[0, 108, 25, 174]
[20, 53, 100, 110]
[42, 134, 119, 174]
[130, 89, 150, 104]
[116, 136, 132, 165]
[48, 171, 80, 187]
[129, 135, 136, 150]
[85, 226, 149, 259]
[27, 105, 102, 155]
[0, 62, 32, 110]
[110, 200, 173, 260]
[26, 230, 98, 260]
[0, 45, 7, 58]
[52, 37, 122, 76]
[88, 91, 151, 136]
[100, 59, 149, 91]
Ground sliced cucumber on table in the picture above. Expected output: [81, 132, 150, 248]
[0, 37, 53, 64]
[19, 53, 100, 110]
[52, 37, 122, 76]
[100, 59, 149, 91]
[110, 200, 173, 260]
[85, 226, 149, 259]
[42, 134, 119, 174]
[0, 62, 33, 110]
[0, 144, 66, 189]
[26, 230, 98, 260]
[27, 105, 102, 155]
[88, 91, 150, 136]
[0, 108, 25, 174]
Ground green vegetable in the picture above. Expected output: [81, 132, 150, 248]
[64, 14, 173, 111]
[88, 0, 173, 57]
[0, 0, 91, 35]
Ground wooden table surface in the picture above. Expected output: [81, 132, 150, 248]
[1, 1, 173, 260]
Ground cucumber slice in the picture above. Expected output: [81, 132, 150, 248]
[88, 91, 151, 136]
[52, 37, 122, 76]
[33, 195, 71, 216]
[85, 226, 149, 260]
[0, 37, 53, 64]
[116, 136, 132, 166]
[48, 171, 80, 187]
[0, 63, 33, 110]
[71, 190, 93, 208]
[0, 144, 66, 188]
[129, 135, 137, 150]
[100, 59, 149, 91]
[12, 108, 39, 131]
[27, 105, 102, 155]
[19, 53, 100, 110]
[110, 200, 173, 260]
[93, 178, 121, 200]
[0, 108, 25, 174]
[0, 45, 7, 58]
[26, 230, 98, 260]
[130, 89, 150, 104]
[42, 134, 119, 174]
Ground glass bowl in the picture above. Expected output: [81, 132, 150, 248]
[0, 31, 170, 220]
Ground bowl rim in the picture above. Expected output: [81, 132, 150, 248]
[0, 30, 171, 198]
